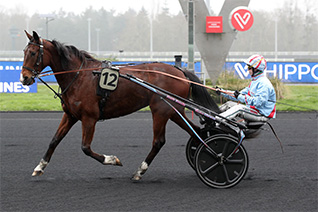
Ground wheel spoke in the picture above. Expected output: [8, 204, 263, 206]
[222, 165, 230, 183]
[201, 162, 219, 174]
[205, 146, 218, 159]
[226, 159, 244, 164]
[222, 141, 229, 156]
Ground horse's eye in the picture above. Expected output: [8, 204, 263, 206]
[31, 52, 36, 56]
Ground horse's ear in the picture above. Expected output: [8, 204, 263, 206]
[32, 31, 40, 42]
[25, 30, 32, 41]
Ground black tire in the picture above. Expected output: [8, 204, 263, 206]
[194, 134, 249, 189]
[185, 137, 200, 170]
[185, 128, 218, 170]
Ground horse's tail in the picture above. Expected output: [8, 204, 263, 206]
[183, 70, 220, 113]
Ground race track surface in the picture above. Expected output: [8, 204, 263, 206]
[1, 112, 317, 212]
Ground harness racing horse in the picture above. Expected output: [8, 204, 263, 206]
[20, 31, 220, 181]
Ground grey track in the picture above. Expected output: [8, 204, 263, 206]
[1, 112, 317, 212]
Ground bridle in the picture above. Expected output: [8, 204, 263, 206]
[23, 38, 44, 79]
[22, 37, 82, 112]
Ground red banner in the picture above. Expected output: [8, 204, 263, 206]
[206, 16, 223, 33]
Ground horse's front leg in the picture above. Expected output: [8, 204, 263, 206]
[81, 116, 122, 166]
[32, 113, 78, 176]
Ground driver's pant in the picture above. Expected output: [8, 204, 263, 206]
[218, 101, 269, 122]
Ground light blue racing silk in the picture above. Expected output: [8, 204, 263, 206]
[221, 73, 276, 118]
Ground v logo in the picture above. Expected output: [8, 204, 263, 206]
[234, 63, 249, 79]
[234, 12, 251, 30]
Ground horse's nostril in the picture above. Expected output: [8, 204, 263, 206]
[20, 73, 27, 84]
[20, 74, 32, 85]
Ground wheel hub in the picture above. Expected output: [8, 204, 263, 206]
[217, 153, 226, 165]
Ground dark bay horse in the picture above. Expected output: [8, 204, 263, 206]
[20, 31, 220, 181]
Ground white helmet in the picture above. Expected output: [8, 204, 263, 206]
[244, 55, 267, 72]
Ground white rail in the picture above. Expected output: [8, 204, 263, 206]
[1, 51, 317, 62]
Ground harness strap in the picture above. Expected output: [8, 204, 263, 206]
[22, 66, 35, 73]
[23, 39, 44, 77]
[38, 77, 64, 105]
[59, 60, 83, 96]
[97, 61, 113, 120]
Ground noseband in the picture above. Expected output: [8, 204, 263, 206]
[23, 38, 44, 78]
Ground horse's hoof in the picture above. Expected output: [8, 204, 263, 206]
[115, 157, 123, 166]
[32, 170, 44, 177]
[131, 175, 142, 181]
[103, 155, 123, 166]
[131, 161, 148, 181]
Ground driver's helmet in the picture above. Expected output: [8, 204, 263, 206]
[244, 54, 267, 72]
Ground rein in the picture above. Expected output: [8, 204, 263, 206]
[38, 66, 235, 97]
[39, 65, 317, 113]
[39, 67, 99, 77]
[36, 61, 84, 109]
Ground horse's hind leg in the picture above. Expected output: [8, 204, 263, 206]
[132, 113, 169, 181]
[131, 108, 201, 181]
[81, 116, 122, 166]
[32, 113, 78, 176]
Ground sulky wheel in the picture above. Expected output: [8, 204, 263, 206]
[185, 128, 219, 170]
[194, 134, 249, 189]
[185, 137, 200, 170]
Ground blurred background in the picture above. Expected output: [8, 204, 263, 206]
[0, 0, 317, 60]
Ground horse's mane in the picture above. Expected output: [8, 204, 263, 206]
[51, 40, 99, 70]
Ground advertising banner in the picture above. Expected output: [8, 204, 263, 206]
[206, 16, 223, 33]
[229, 7, 254, 31]
[0, 61, 37, 93]
[225, 62, 318, 83]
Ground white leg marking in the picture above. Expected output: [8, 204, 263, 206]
[132, 161, 148, 181]
[103, 155, 122, 166]
[32, 159, 48, 176]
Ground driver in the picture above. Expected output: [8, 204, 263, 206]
[216, 55, 276, 122]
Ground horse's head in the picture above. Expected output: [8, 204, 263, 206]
[20, 31, 47, 85]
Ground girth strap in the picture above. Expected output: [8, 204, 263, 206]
[96, 61, 114, 120]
